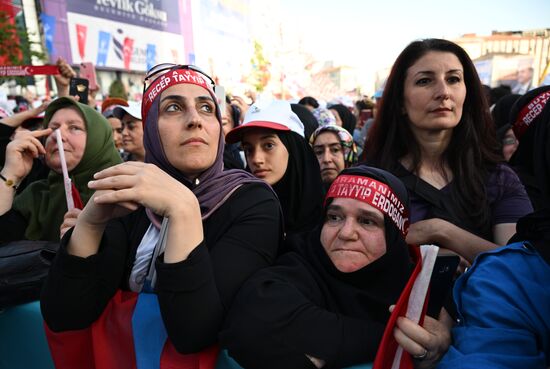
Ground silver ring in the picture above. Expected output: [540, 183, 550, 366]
[413, 349, 428, 360]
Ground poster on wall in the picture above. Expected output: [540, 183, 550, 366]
[65, 0, 186, 71]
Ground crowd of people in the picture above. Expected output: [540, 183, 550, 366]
[0, 38, 549, 369]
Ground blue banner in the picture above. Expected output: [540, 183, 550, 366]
[146, 44, 156, 71]
[40, 13, 56, 56]
[97, 31, 111, 67]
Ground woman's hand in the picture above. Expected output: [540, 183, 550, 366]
[3, 128, 52, 182]
[85, 162, 203, 262]
[60, 208, 82, 239]
[88, 161, 200, 220]
[406, 218, 498, 263]
[1, 101, 50, 128]
[54, 57, 77, 97]
[393, 307, 453, 369]
[405, 218, 444, 246]
[230, 96, 250, 122]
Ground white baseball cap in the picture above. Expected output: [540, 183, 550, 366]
[225, 100, 304, 144]
[113, 101, 142, 121]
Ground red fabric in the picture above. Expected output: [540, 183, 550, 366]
[0, 65, 60, 77]
[45, 290, 138, 369]
[71, 182, 84, 210]
[513, 90, 550, 139]
[76, 24, 87, 60]
[373, 245, 428, 369]
[45, 290, 220, 369]
[325, 175, 409, 237]
[161, 342, 219, 369]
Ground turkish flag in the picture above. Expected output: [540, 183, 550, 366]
[76, 24, 87, 61]
[45, 289, 219, 369]
[123, 37, 134, 70]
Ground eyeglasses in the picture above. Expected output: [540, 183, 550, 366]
[143, 63, 215, 93]
[502, 137, 518, 146]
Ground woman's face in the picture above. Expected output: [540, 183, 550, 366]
[241, 128, 289, 185]
[45, 107, 87, 172]
[107, 117, 123, 149]
[403, 51, 466, 133]
[221, 104, 235, 137]
[321, 197, 386, 273]
[158, 83, 220, 178]
[121, 113, 144, 156]
[312, 131, 345, 184]
[329, 108, 343, 127]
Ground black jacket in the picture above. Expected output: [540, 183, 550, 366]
[41, 182, 282, 353]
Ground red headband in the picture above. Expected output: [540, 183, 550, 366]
[141, 69, 215, 123]
[325, 175, 410, 237]
[513, 90, 550, 139]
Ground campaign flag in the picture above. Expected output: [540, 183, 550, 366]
[373, 245, 437, 369]
[45, 290, 219, 369]
[0, 65, 59, 77]
[40, 13, 56, 56]
[76, 24, 87, 61]
[123, 37, 134, 70]
[146, 44, 156, 71]
[97, 31, 111, 67]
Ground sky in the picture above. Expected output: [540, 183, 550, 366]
[279, 0, 550, 80]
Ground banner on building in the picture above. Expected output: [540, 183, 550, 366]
[62, 0, 186, 71]
[39, 13, 56, 56]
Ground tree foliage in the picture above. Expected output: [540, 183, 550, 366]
[0, 10, 47, 86]
[108, 79, 128, 99]
[249, 40, 271, 92]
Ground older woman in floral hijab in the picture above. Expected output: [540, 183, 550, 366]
[310, 124, 358, 186]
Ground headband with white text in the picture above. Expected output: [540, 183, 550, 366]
[513, 90, 550, 139]
[142, 69, 215, 124]
[325, 174, 410, 237]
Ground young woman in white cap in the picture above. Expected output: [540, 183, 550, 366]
[225, 100, 324, 241]
[113, 101, 145, 162]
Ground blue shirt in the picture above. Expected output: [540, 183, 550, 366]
[437, 242, 550, 369]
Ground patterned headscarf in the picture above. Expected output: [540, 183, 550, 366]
[312, 107, 336, 126]
[309, 124, 358, 167]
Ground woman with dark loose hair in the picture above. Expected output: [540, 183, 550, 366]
[363, 38, 532, 263]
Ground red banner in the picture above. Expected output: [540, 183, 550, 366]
[76, 24, 87, 60]
[123, 37, 134, 70]
[0, 65, 60, 77]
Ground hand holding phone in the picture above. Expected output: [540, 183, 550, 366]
[426, 255, 460, 318]
[79, 62, 98, 91]
[69, 78, 89, 105]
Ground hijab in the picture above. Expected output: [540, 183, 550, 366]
[141, 68, 267, 221]
[303, 165, 414, 319]
[290, 103, 319, 141]
[13, 97, 123, 241]
[312, 107, 336, 127]
[509, 85, 550, 209]
[309, 124, 358, 168]
[254, 165, 414, 360]
[329, 103, 357, 135]
[491, 94, 521, 142]
[272, 130, 324, 236]
[509, 208, 550, 267]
